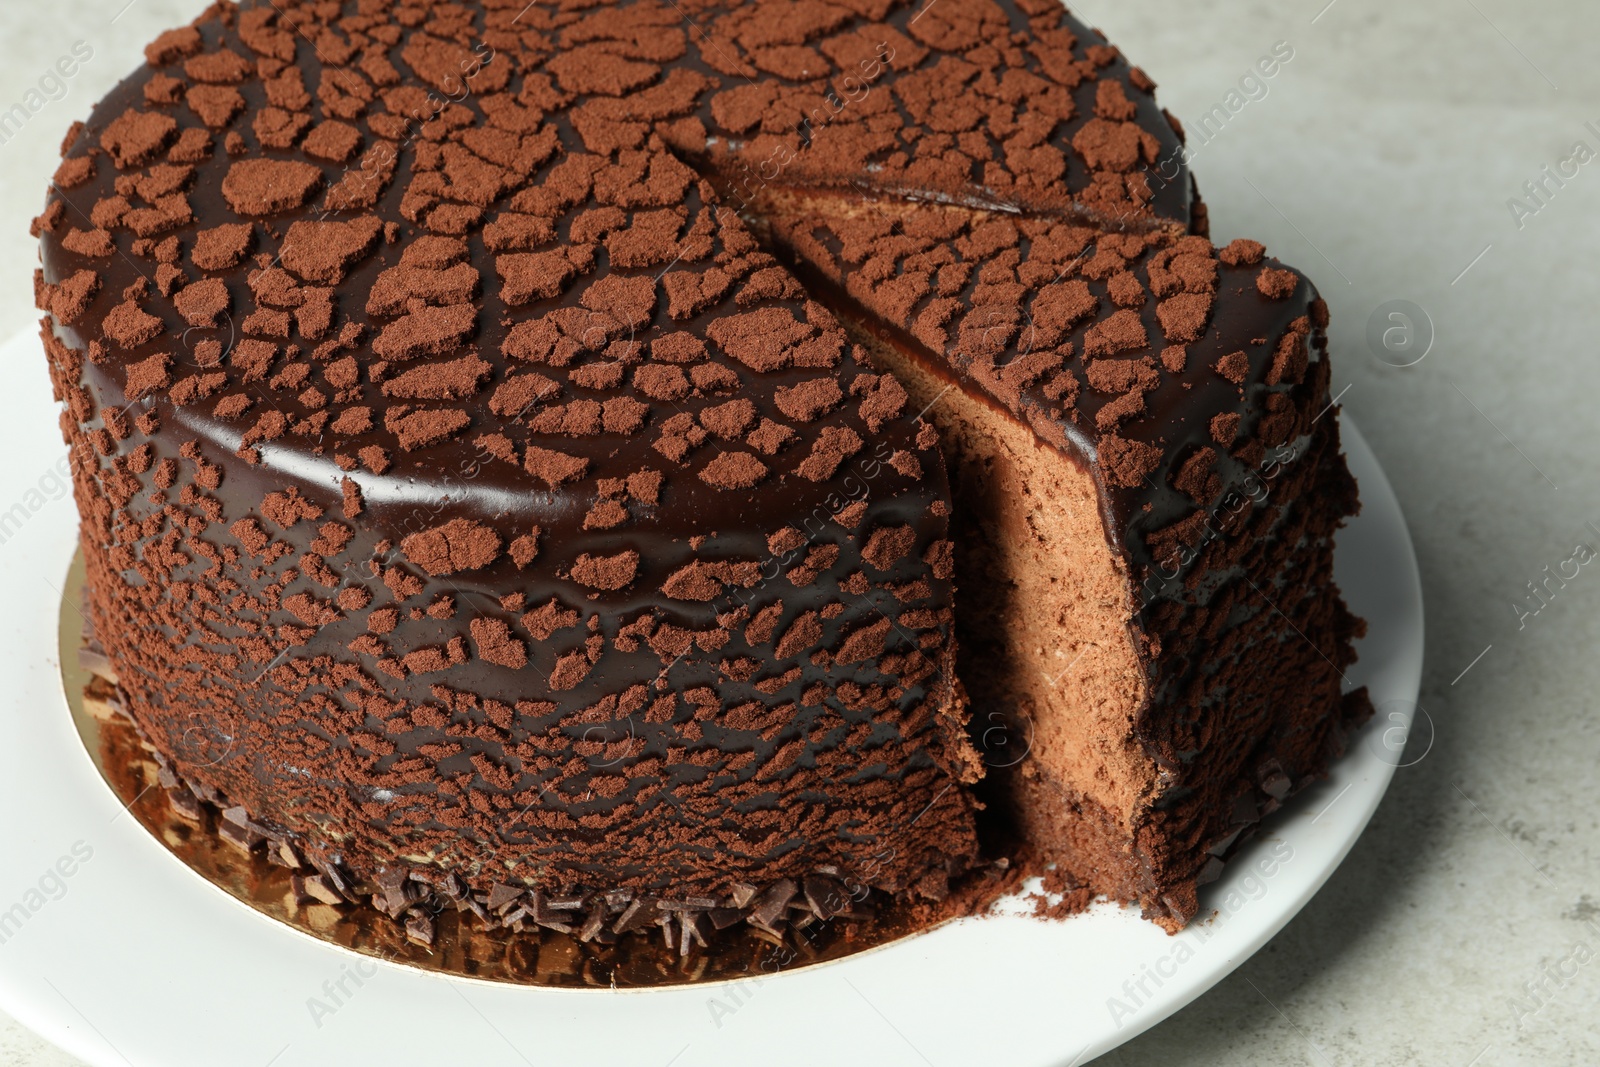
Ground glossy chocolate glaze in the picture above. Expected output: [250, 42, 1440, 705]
[38, 0, 1008, 921]
[32, 0, 1356, 942]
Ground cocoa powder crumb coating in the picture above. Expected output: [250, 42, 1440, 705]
[41, 0, 988, 929]
[36, 0, 1365, 946]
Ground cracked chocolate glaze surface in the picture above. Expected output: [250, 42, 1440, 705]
[34, 0, 1357, 938]
[39, 0, 1009, 916]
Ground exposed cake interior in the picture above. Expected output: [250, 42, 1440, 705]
[850, 324, 1154, 825]
[735, 187, 1160, 862]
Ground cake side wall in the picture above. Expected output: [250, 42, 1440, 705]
[42, 308, 983, 907]
[1130, 405, 1370, 926]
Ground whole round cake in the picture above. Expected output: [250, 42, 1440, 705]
[36, 0, 1369, 949]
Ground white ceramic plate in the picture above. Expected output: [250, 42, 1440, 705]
[0, 329, 1422, 1067]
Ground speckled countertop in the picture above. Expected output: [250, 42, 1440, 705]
[1, 1, 1596, 1065]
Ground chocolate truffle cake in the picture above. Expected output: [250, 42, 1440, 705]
[35, 0, 1368, 947]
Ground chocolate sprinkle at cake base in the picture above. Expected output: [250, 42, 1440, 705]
[35, 0, 1369, 952]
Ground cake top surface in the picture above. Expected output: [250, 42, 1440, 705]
[769, 197, 1330, 602]
[36, 0, 1191, 583]
[37, 0, 993, 604]
[675, 0, 1190, 224]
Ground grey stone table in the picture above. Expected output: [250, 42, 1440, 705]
[2, 1, 1595, 1064]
